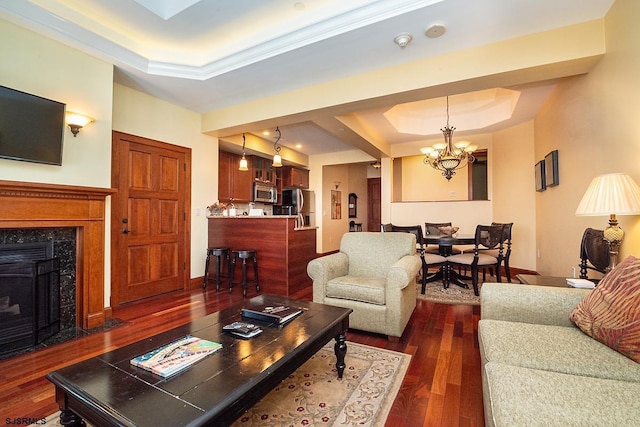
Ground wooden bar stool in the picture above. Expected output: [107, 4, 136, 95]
[203, 247, 231, 291]
[231, 249, 260, 296]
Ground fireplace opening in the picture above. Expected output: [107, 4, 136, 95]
[0, 257, 60, 357]
[0, 239, 62, 357]
[0, 230, 76, 359]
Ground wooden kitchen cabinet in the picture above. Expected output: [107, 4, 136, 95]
[251, 156, 274, 184]
[281, 166, 309, 189]
[218, 150, 252, 202]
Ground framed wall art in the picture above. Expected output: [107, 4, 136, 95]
[331, 190, 341, 219]
[544, 150, 559, 187]
[535, 160, 546, 192]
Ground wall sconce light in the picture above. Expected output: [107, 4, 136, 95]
[334, 181, 341, 189]
[272, 127, 283, 167]
[65, 112, 94, 137]
[239, 133, 248, 171]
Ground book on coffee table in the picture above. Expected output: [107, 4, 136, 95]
[130, 335, 222, 378]
[241, 304, 303, 325]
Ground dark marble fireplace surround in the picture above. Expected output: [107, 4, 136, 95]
[0, 228, 76, 329]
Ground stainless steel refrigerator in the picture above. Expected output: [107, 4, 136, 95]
[281, 187, 315, 227]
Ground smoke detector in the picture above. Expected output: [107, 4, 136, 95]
[393, 32, 413, 48]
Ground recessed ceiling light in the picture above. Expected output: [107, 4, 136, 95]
[263, 130, 270, 136]
[295, 143, 302, 149]
[425, 24, 446, 39]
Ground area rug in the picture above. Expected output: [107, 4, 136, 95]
[416, 273, 515, 305]
[416, 280, 482, 305]
[37, 342, 410, 427]
[233, 342, 410, 427]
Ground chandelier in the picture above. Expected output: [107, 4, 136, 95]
[421, 96, 478, 180]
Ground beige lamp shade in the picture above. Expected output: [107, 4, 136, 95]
[575, 173, 640, 217]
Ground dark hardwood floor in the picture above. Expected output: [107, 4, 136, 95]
[0, 283, 484, 426]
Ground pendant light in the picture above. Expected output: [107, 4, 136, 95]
[239, 133, 248, 171]
[272, 127, 283, 167]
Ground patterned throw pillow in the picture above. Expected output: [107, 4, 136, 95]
[570, 255, 640, 363]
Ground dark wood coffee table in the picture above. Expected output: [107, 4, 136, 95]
[46, 294, 352, 426]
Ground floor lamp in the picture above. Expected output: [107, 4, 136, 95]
[575, 173, 640, 271]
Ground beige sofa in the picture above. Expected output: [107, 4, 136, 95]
[479, 283, 640, 426]
[307, 232, 420, 340]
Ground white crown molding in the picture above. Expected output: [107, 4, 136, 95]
[0, 0, 443, 80]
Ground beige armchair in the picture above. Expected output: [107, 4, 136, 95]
[307, 232, 421, 341]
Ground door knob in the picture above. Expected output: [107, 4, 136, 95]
[122, 228, 130, 234]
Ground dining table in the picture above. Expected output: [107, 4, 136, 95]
[423, 234, 476, 288]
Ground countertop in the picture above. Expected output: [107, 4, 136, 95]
[207, 215, 317, 230]
[207, 215, 298, 219]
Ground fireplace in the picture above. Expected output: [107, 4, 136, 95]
[0, 252, 61, 357]
[0, 180, 114, 329]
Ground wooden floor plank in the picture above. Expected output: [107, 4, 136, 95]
[0, 285, 484, 426]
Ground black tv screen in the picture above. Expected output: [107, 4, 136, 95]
[0, 85, 65, 165]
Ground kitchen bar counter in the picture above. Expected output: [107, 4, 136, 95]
[207, 216, 317, 295]
[209, 214, 316, 230]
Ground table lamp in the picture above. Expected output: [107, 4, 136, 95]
[575, 173, 640, 271]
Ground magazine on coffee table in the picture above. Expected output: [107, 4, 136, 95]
[130, 335, 222, 378]
[241, 304, 303, 325]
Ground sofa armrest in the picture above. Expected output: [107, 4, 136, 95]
[387, 255, 421, 290]
[480, 282, 591, 327]
[307, 252, 349, 302]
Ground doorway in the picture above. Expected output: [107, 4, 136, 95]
[111, 132, 191, 306]
[367, 178, 381, 231]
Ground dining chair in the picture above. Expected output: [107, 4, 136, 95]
[480, 222, 513, 282]
[390, 224, 446, 293]
[444, 224, 505, 296]
[579, 227, 609, 281]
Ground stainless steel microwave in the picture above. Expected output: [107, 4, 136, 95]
[253, 183, 277, 203]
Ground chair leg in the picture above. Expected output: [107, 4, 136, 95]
[229, 256, 236, 293]
[226, 253, 233, 290]
[495, 263, 502, 284]
[241, 257, 248, 297]
[472, 265, 479, 296]
[203, 250, 211, 288]
[214, 253, 222, 291]
[252, 253, 260, 293]
[504, 260, 511, 283]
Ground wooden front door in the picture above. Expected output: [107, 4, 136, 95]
[367, 178, 381, 231]
[111, 132, 191, 306]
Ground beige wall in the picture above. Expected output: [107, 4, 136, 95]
[321, 164, 350, 252]
[112, 84, 219, 287]
[0, 18, 221, 307]
[0, 19, 114, 305]
[348, 164, 369, 230]
[492, 121, 537, 271]
[0, 19, 113, 188]
[534, 0, 640, 276]
[399, 155, 470, 201]
[309, 150, 377, 253]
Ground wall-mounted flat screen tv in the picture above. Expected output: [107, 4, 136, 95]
[0, 85, 65, 165]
